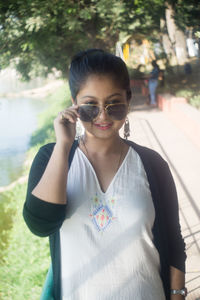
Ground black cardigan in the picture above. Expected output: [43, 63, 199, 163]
[23, 140, 186, 300]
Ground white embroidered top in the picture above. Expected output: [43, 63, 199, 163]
[60, 147, 165, 300]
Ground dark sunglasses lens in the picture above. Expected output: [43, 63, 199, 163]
[107, 104, 127, 120]
[78, 105, 99, 122]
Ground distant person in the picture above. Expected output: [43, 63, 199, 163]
[184, 62, 192, 75]
[23, 49, 186, 300]
[148, 60, 160, 107]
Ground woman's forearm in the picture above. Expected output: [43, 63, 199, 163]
[170, 266, 186, 300]
[32, 142, 71, 204]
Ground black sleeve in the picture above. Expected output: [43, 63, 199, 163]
[159, 159, 186, 272]
[23, 143, 66, 237]
[129, 140, 186, 273]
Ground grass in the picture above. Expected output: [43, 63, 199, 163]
[0, 184, 49, 300]
[0, 82, 71, 300]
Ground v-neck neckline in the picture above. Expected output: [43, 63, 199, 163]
[77, 146, 131, 195]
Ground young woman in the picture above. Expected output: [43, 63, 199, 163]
[23, 49, 186, 300]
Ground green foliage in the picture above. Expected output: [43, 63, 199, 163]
[173, 0, 200, 29]
[189, 94, 200, 109]
[0, 184, 50, 300]
[0, 0, 131, 79]
[0, 0, 199, 79]
[0, 0, 166, 80]
[175, 89, 194, 99]
[0, 193, 15, 260]
[195, 31, 200, 38]
[175, 88, 200, 109]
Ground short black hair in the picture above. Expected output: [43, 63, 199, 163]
[69, 49, 131, 101]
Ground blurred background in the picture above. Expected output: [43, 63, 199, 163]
[0, 1, 199, 299]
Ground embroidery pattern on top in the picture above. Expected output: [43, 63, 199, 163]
[90, 195, 116, 232]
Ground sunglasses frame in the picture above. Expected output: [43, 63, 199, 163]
[78, 103, 128, 122]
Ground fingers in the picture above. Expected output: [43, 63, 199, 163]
[59, 105, 79, 123]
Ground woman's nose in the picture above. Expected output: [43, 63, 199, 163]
[98, 107, 108, 120]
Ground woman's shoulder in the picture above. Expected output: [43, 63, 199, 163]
[126, 140, 170, 174]
[34, 143, 56, 161]
[39, 142, 56, 152]
[37, 140, 79, 160]
[126, 140, 164, 161]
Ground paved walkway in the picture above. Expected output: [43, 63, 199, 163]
[126, 94, 200, 300]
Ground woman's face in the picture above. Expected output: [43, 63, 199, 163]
[75, 74, 129, 140]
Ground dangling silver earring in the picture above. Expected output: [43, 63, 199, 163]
[76, 118, 85, 140]
[124, 117, 130, 140]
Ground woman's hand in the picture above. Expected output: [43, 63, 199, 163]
[171, 295, 185, 300]
[54, 105, 79, 146]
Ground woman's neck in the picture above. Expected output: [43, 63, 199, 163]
[80, 133, 124, 155]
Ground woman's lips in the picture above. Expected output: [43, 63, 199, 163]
[94, 123, 113, 130]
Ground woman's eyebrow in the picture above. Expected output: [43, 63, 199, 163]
[80, 93, 123, 100]
[106, 93, 123, 99]
[80, 95, 97, 99]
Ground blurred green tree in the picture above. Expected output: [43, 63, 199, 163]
[0, 0, 199, 79]
[0, 0, 131, 79]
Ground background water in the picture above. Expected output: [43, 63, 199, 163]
[0, 97, 46, 187]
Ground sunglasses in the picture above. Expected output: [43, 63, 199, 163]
[77, 103, 128, 122]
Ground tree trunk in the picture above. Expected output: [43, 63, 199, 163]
[165, 2, 188, 65]
[160, 18, 177, 65]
